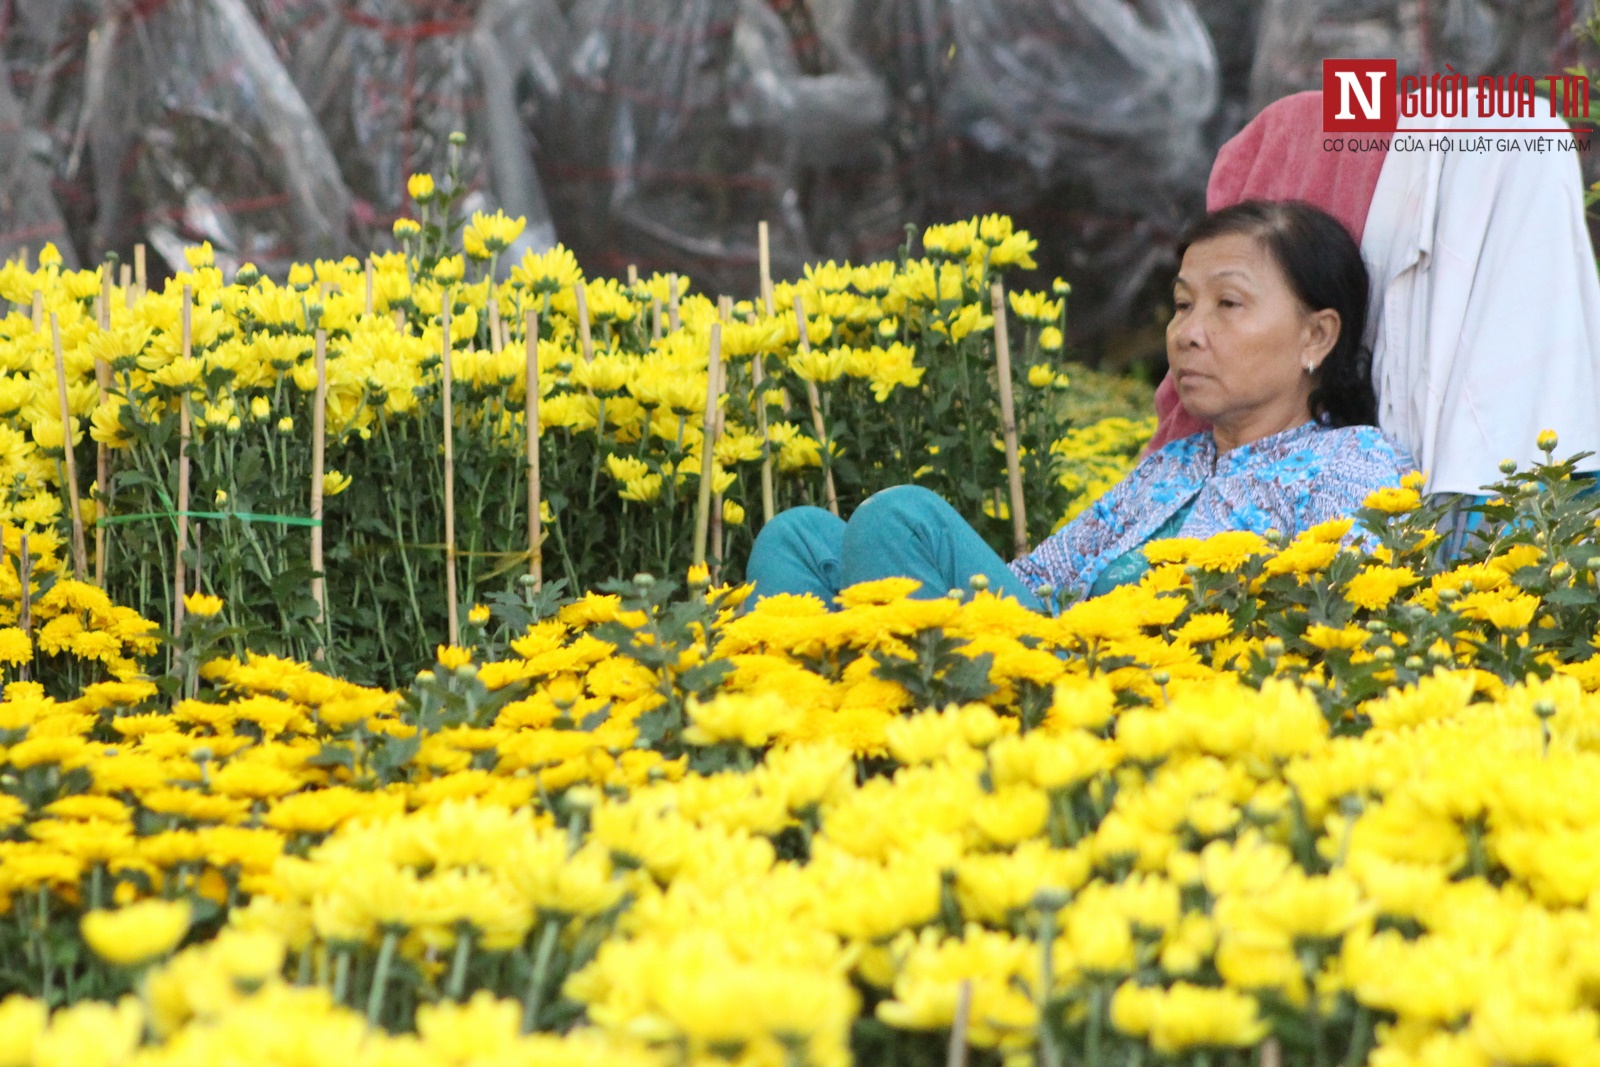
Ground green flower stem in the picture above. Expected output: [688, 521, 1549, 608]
[1085, 980, 1104, 1067]
[366, 928, 400, 1025]
[1300, 947, 1327, 1067]
[521, 916, 562, 1033]
[447, 928, 473, 1000]
[333, 948, 351, 1004]
[1035, 906, 1062, 1067]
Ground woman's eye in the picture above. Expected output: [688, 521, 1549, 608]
[1173, 300, 1191, 311]
[1218, 298, 1239, 308]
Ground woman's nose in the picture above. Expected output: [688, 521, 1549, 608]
[1169, 312, 1203, 351]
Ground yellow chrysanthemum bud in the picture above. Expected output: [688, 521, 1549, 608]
[183, 592, 224, 618]
[407, 172, 436, 202]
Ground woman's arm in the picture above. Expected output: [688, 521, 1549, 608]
[1009, 442, 1186, 594]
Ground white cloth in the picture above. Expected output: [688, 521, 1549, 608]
[1361, 91, 1600, 496]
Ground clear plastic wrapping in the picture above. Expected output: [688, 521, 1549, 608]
[246, 0, 556, 260]
[68, 0, 354, 275]
[0, 54, 78, 268]
[941, 0, 1220, 209]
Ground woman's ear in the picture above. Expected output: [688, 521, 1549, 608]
[1303, 308, 1340, 368]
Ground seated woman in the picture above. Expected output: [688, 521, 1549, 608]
[746, 200, 1418, 608]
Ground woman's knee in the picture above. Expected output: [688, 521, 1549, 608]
[753, 505, 841, 550]
[848, 485, 955, 534]
[749, 506, 845, 575]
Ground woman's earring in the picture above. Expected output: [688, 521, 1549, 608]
[1303, 361, 1316, 374]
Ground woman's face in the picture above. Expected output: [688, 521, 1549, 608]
[1166, 232, 1340, 444]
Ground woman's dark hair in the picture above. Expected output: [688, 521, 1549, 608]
[1175, 199, 1377, 428]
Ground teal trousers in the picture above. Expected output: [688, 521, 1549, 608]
[745, 486, 1045, 609]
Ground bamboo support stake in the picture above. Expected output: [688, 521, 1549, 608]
[525, 310, 542, 593]
[792, 295, 839, 516]
[709, 308, 729, 578]
[668, 274, 681, 332]
[49, 315, 88, 580]
[96, 269, 112, 583]
[692, 323, 723, 566]
[758, 220, 774, 313]
[627, 264, 639, 286]
[120, 265, 132, 307]
[134, 244, 146, 289]
[947, 979, 972, 1067]
[751, 350, 775, 524]
[990, 281, 1029, 558]
[31, 291, 41, 332]
[94, 332, 111, 587]
[489, 295, 504, 354]
[441, 301, 459, 646]
[18, 533, 30, 681]
[364, 258, 375, 316]
[98, 264, 112, 328]
[651, 297, 662, 342]
[310, 330, 328, 659]
[173, 287, 193, 638]
[575, 283, 594, 362]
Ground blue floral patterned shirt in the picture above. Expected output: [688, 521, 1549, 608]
[1009, 422, 1417, 597]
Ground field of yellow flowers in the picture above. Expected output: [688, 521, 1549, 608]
[8, 454, 1600, 1067]
[0, 151, 1150, 691]
[9, 156, 1600, 1067]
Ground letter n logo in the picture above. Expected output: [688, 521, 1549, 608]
[1323, 59, 1398, 132]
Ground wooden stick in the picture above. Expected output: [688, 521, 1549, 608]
[792, 295, 839, 516]
[182, 286, 194, 364]
[710, 296, 733, 571]
[575, 283, 594, 362]
[627, 264, 639, 286]
[95, 263, 112, 585]
[119, 265, 132, 307]
[693, 323, 723, 566]
[708, 353, 726, 581]
[173, 287, 192, 637]
[947, 979, 971, 1067]
[441, 300, 459, 646]
[98, 266, 112, 330]
[18, 532, 30, 681]
[49, 315, 88, 580]
[651, 297, 662, 342]
[990, 281, 1029, 558]
[751, 351, 775, 523]
[667, 274, 681, 333]
[364, 258, 375, 316]
[134, 244, 146, 291]
[758, 220, 774, 313]
[310, 330, 328, 659]
[489, 294, 504, 354]
[525, 310, 542, 593]
[93, 349, 110, 587]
